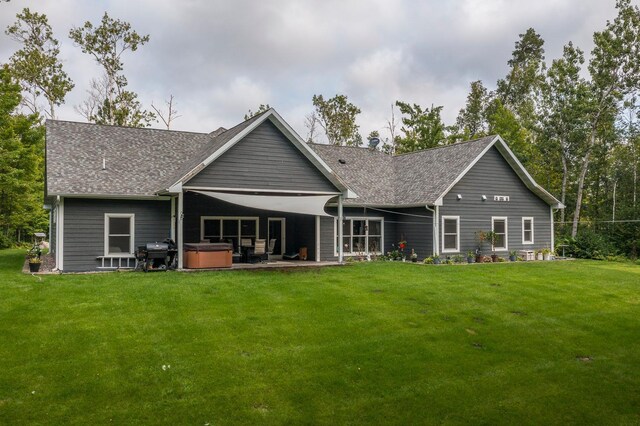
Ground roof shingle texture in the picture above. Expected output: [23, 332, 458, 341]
[46, 115, 495, 206]
[46, 121, 212, 196]
[310, 136, 496, 206]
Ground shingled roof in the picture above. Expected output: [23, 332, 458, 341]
[310, 136, 496, 206]
[46, 115, 560, 207]
[45, 120, 213, 197]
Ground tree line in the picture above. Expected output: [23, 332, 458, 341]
[1, 2, 639, 259]
[1, 9, 167, 247]
[292, 0, 640, 259]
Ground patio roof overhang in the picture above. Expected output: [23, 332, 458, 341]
[191, 190, 335, 217]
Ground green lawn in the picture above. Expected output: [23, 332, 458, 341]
[0, 250, 639, 425]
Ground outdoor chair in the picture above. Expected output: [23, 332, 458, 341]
[267, 238, 276, 260]
[248, 239, 268, 263]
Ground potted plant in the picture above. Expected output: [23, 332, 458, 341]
[466, 251, 475, 264]
[536, 250, 543, 261]
[410, 249, 418, 263]
[542, 247, 552, 261]
[475, 231, 487, 263]
[484, 231, 499, 262]
[432, 254, 441, 265]
[509, 250, 517, 262]
[27, 247, 42, 273]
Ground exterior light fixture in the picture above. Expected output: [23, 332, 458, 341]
[481, 195, 487, 201]
[457, 194, 462, 200]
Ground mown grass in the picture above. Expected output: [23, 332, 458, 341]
[0, 249, 639, 425]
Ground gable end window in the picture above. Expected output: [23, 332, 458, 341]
[491, 217, 508, 251]
[522, 217, 534, 244]
[105, 214, 135, 256]
[441, 216, 460, 253]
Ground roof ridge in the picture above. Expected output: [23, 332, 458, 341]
[45, 119, 211, 136]
[392, 135, 497, 157]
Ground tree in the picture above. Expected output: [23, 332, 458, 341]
[496, 27, 546, 124]
[312, 94, 362, 146]
[5, 8, 74, 118]
[455, 80, 489, 139]
[69, 12, 154, 127]
[383, 104, 398, 154]
[0, 65, 47, 246]
[570, 0, 640, 237]
[244, 103, 270, 120]
[304, 112, 319, 143]
[540, 42, 591, 225]
[394, 101, 445, 153]
[151, 94, 181, 130]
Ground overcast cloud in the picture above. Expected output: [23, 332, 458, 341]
[0, 0, 628, 142]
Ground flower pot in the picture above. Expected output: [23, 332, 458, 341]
[509, 255, 516, 262]
[29, 262, 41, 273]
[536, 253, 543, 261]
[467, 256, 475, 264]
[543, 254, 551, 261]
[475, 255, 483, 263]
[491, 254, 498, 262]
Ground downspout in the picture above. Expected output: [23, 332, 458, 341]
[338, 195, 344, 263]
[425, 205, 439, 257]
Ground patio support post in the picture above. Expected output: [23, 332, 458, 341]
[315, 215, 321, 262]
[434, 205, 440, 256]
[177, 191, 184, 269]
[338, 195, 344, 263]
[170, 196, 176, 241]
[550, 207, 555, 253]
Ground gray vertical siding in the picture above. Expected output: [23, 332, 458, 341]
[320, 206, 431, 260]
[394, 207, 433, 259]
[440, 147, 552, 256]
[186, 120, 339, 193]
[63, 198, 171, 272]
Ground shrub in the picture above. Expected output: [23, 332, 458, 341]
[562, 230, 617, 260]
[0, 233, 13, 249]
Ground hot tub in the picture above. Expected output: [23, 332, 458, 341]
[183, 243, 233, 269]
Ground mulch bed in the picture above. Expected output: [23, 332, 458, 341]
[22, 253, 56, 274]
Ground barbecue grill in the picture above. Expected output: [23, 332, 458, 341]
[135, 239, 177, 272]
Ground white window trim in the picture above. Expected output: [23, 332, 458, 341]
[200, 216, 259, 251]
[441, 215, 460, 253]
[491, 216, 508, 251]
[104, 213, 135, 257]
[522, 217, 534, 244]
[334, 217, 384, 256]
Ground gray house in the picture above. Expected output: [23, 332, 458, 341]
[45, 108, 563, 272]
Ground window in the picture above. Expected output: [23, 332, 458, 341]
[492, 217, 508, 251]
[201, 217, 259, 253]
[522, 217, 534, 244]
[335, 218, 383, 254]
[441, 216, 460, 253]
[105, 214, 134, 256]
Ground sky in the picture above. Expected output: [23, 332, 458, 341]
[0, 0, 630, 142]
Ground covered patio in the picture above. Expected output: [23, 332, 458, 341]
[172, 190, 347, 269]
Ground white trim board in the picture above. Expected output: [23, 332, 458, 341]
[104, 213, 135, 257]
[441, 215, 460, 253]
